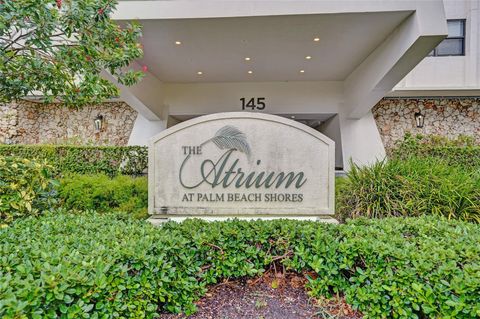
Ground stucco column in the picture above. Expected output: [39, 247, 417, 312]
[128, 114, 166, 146]
[338, 110, 386, 171]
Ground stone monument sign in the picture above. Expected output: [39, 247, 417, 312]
[149, 112, 335, 219]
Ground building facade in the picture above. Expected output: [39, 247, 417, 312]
[376, 0, 480, 153]
[1, 0, 479, 170]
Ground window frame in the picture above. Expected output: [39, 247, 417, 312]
[429, 19, 466, 57]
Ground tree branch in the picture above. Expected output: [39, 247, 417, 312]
[3, 29, 35, 51]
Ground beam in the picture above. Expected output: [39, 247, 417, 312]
[101, 61, 166, 120]
[343, 1, 447, 119]
[114, 1, 420, 21]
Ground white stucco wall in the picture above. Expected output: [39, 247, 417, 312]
[318, 115, 343, 169]
[128, 80, 388, 170]
[338, 111, 386, 171]
[128, 114, 166, 146]
[164, 81, 343, 117]
[395, 0, 480, 91]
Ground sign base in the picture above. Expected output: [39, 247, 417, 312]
[147, 215, 339, 226]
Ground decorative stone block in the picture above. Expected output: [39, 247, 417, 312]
[373, 98, 480, 151]
[0, 100, 137, 145]
[149, 112, 335, 219]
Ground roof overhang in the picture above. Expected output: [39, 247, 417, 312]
[388, 88, 480, 98]
[113, 0, 447, 120]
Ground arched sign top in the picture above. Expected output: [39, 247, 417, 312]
[149, 112, 335, 218]
[149, 112, 335, 147]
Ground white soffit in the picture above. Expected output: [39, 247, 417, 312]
[130, 12, 411, 82]
[113, 1, 447, 119]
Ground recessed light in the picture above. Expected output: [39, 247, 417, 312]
[300, 70, 305, 73]
[247, 70, 253, 74]
[244, 57, 251, 61]
[291, 115, 296, 119]
[197, 71, 203, 75]
[313, 37, 320, 42]
[305, 56, 312, 60]
[175, 41, 182, 45]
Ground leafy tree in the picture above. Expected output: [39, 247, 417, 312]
[0, 0, 144, 106]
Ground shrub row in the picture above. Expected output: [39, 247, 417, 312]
[391, 133, 480, 171]
[0, 158, 147, 224]
[0, 145, 147, 176]
[1, 212, 479, 318]
[58, 174, 148, 219]
[336, 156, 480, 223]
[0, 156, 57, 224]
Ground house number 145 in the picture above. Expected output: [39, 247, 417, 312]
[240, 97, 266, 110]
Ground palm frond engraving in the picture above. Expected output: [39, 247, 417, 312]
[209, 125, 251, 156]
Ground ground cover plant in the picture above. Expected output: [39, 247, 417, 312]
[336, 156, 480, 223]
[391, 133, 480, 171]
[0, 154, 147, 223]
[336, 133, 480, 223]
[1, 212, 479, 318]
[0, 155, 57, 224]
[58, 173, 148, 219]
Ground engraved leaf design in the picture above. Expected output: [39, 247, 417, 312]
[210, 125, 251, 156]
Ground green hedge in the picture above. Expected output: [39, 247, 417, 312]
[1, 212, 479, 318]
[58, 174, 148, 219]
[392, 133, 480, 171]
[0, 145, 147, 176]
[336, 156, 480, 223]
[0, 156, 57, 224]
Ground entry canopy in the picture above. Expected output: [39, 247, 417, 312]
[113, 1, 447, 120]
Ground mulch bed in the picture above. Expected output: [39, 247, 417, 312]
[160, 271, 362, 319]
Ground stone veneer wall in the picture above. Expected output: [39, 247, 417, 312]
[373, 98, 480, 151]
[0, 101, 137, 145]
[2, 98, 479, 149]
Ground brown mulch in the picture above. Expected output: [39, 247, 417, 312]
[160, 271, 362, 319]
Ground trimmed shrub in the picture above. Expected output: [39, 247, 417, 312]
[58, 174, 148, 219]
[0, 213, 479, 318]
[0, 145, 147, 176]
[0, 156, 57, 224]
[300, 217, 480, 318]
[392, 133, 480, 171]
[336, 157, 480, 223]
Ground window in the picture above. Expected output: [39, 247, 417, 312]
[428, 19, 465, 56]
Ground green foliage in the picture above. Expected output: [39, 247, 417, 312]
[392, 133, 480, 172]
[1, 213, 479, 318]
[298, 217, 480, 319]
[336, 157, 480, 223]
[0, 144, 147, 176]
[0, 156, 57, 224]
[337, 133, 480, 222]
[0, 0, 144, 106]
[58, 174, 148, 219]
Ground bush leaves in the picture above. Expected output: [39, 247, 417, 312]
[1, 213, 479, 318]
